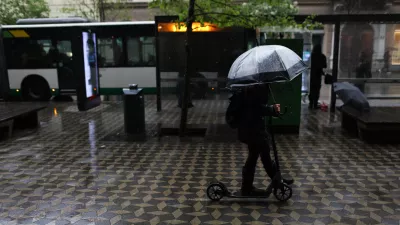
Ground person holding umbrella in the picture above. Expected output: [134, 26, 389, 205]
[227, 45, 308, 197]
[237, 83, 293, 196]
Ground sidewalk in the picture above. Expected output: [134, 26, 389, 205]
[0, 99, 398, 225]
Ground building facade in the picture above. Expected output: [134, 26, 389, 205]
[47, 0, 75, 18]
[47, 0, 157, 21]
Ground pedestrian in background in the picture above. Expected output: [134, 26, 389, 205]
[309, 44, 327, 109]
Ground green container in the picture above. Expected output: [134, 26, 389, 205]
[263, 39, 304, 134]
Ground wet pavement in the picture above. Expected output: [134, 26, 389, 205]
[0, 98, 399, 225]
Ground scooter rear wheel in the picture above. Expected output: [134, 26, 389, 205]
[207, 183, 226, 201]
[273, 183, 292, 202]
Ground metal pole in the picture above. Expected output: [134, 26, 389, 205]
[330, 21, 341, 112]
[155, 19, 162, 112]
[179, 0, 195, 136]
[0, 25, 10, 100]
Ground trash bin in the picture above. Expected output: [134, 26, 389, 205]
[123, 84, 145, 134]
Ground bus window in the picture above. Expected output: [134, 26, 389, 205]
[127, 38, 140, 66]
[127, 37, 155, 67]
[142, 37, 156, 66]
[8, 39, 54, 69]
[98, 37, 124, 67]
[55, 40, 73, 66]
[57, 41, 72, 58]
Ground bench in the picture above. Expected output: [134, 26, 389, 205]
[0, 102, 47, 139]
[340, 105, 400, 143]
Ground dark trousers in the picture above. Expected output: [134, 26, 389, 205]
[177, 83, 193, 107]
[177, 93, 193, 107]
[244, 137, 276, 179]
[309, 84, 321, 108]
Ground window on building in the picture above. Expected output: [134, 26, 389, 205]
[127, 37, 156, 67]
[98, 37, 124, 67]
[7, 39, 55, 69]
[392, 30, 400, 65]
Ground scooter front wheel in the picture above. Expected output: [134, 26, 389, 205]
[207, 183, 226, 201]
[273, 183, 292, 202]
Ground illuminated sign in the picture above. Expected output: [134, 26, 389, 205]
[392, 30, 400, 65]
[158, 22, 220, 32]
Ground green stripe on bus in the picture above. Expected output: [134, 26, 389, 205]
[8, 89, 22, 96]
[2, 31, 13, 38]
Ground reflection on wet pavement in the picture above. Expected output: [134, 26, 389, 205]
[0, 99, 399, 225]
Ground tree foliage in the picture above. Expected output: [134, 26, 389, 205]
[150, 0, 320, 30]
[0, 0, 50, 25]
[62, 0, 131, 21]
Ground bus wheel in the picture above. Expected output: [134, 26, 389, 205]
[21, 76, 52, 101]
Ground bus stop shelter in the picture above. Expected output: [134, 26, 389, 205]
[154, 16, 256, 112]
[155, 14, 400, 114]
[294, 14, 400, 111]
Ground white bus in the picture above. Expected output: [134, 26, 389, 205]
[2, 18, 255, 101]
[2, 18, 157, 101]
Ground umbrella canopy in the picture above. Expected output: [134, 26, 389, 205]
[227, 45, 308, 87]
[333, 82, 370, 112]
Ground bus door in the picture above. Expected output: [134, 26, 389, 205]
[54, 39, 76, 95]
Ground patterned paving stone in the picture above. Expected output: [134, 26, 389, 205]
[0, 97, 399, 225]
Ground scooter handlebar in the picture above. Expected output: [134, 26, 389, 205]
[276, 106, 288, 119]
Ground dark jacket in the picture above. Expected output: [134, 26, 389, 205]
[310, 45, 327, 86]
[238, 94, 277, 144]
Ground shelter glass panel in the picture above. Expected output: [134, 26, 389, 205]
[337, 22, 400, 99]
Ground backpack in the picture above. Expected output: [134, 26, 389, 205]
[225, 91, 243, 129]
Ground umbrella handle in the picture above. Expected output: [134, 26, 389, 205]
[268, 84, 287, 119]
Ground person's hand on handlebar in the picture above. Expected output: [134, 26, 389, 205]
[261, 104, 283, 117]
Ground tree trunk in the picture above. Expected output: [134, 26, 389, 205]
[179, 0, 196, 136]
[99, 0, 106, 21]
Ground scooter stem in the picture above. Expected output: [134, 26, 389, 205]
[268, 116, 281, 173]
[267, 84, 281, 173]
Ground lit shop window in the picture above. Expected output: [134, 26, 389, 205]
[392, 30, 400, 65]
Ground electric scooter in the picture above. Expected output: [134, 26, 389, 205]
[206, 106, 293, 202]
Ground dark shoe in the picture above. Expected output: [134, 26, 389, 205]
[270, 160, 294, 185]
[308, 100, 314, 109]
[241, 186, 270, 197]
[283, 178, 294, 185]
[241, 167, 269, 196]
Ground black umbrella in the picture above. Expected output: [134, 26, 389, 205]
[333, 82, 370, 112]
[227, 45, 308, 87]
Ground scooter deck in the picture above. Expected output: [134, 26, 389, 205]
[225, 190, 271, 198]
